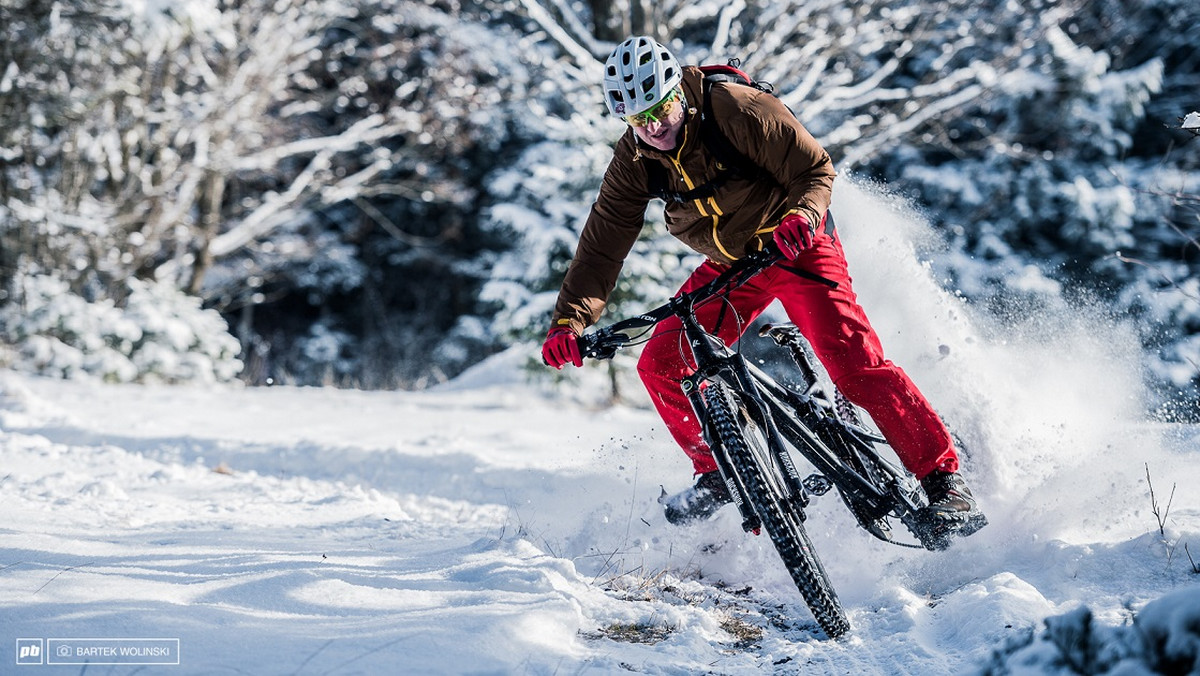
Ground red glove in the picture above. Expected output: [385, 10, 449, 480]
[773, 213, 815, 260]
[542, 326, 582, 369]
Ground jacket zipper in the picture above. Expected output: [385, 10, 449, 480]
[667, 126, 737, 261]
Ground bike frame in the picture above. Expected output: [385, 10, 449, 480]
[673, 295, 921, 535]
[743, 358, 928, 525]
[578, 247, 929, 542]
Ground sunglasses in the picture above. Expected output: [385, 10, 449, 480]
[625, 90, 682, 127]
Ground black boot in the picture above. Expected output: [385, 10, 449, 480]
[917, 470, 988, 549]
[660, 471, 733, 525]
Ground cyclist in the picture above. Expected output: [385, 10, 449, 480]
[541, 36, 985, 538]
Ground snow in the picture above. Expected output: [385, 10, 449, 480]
[1185, 112, 1200, 135]
[3, 183, 1200, 674]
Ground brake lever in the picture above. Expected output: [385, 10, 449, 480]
[579, 328, 630, 360]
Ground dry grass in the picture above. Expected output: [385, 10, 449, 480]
[584, 621, 675, 644]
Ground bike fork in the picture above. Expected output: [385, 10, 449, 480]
[684, 373, 810, 534]
[683, 376, 761, 533]
[727, 359, 812, 518]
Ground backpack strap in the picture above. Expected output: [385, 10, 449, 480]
[645, 60, 780, 203]
[699, 73, 764, 184]
[644, 160, 671, 202]
[645, 160, 740, 203]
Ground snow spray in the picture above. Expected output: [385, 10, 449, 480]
[830, 176, 1157, 544]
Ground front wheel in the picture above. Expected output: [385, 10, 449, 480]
[705, 382, 850, 639]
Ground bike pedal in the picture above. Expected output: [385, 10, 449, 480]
[802, 474, 833, 496]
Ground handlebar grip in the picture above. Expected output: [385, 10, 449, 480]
[576, 333, 594, 357]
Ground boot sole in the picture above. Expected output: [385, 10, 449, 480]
[957, 512, 989, 538]
[914, 510, 988, 550]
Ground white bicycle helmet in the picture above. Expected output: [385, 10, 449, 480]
[603, 36, 683, 117]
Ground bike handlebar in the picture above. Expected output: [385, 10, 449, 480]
[577, 244, 837, 361]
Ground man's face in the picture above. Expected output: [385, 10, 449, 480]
[627, 90, 686, 152]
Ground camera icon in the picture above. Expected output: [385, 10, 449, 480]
[56, 644, 72, 658]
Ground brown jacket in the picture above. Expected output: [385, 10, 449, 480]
[551, 66, 836, 334]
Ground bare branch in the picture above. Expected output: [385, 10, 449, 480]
[543, 0, 607, 58]
[230, 114, 407, 173]
[710, 0, 747, 56]
[515, 0, 603, 69]
[1112, 253, 1200, 304]
[839, 82, 988, 168]
[1145, 463, 1177, 538]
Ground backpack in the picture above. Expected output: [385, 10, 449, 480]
[644, 59, 784, 203]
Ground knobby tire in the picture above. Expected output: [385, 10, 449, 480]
[705, 382, 851, 639]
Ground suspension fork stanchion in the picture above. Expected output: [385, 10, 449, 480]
[713, 446, 761, 534]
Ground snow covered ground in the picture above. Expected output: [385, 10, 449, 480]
[3, 181, 1199, 674]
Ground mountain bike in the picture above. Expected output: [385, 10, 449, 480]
[576, 246, 978, 639]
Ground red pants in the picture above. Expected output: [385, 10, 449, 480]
[637, 229, 958, 480]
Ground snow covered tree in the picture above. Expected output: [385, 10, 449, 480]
[0, 1, 331, 381]
[225, 0, 537, 387]
[0, 0, 244, 381]
[864, 0, 1200, 415]
[0, 0, 532, 387]
[0, 0, 135, 296]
